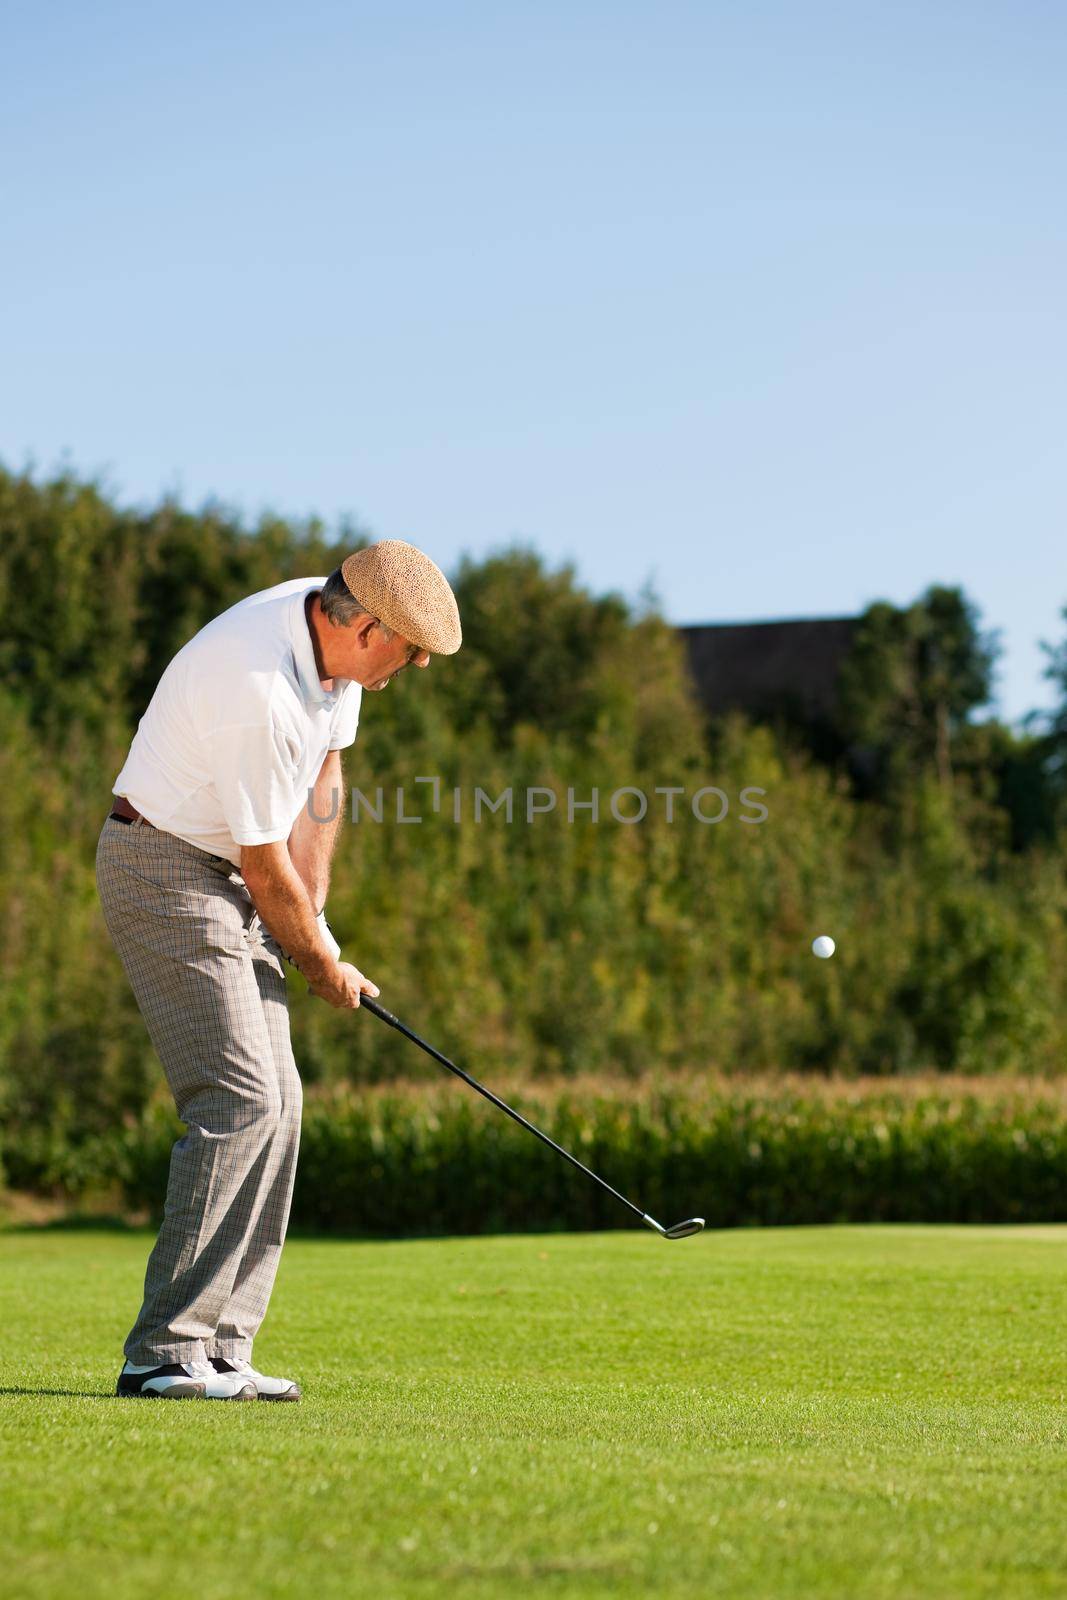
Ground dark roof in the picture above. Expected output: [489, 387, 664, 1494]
[679, 616, 858, 721]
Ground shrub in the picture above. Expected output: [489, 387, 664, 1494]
[12, 1077, 1066, 1234]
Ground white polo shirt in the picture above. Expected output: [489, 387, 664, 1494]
[113, 578, 361, 867]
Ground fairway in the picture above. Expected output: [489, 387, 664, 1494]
[2, 1226, 1065, 1600]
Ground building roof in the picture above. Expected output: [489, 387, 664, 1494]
[679, 616, 858, 721]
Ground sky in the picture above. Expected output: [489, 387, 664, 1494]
[2, 0, 1064, 720]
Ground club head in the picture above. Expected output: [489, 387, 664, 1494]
[641, 1212, 705, 1240]
[663, 1217, 705, 1240]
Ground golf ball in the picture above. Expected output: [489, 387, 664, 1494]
[812, 935, 836, 960]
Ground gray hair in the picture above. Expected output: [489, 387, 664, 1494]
[320, 567, 393, 638]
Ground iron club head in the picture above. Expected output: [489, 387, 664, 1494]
[663, 1217, 705, 1240]
[642, 1213, 705, 1240]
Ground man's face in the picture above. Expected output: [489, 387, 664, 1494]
[362, 628, 431, 692]
[334, 616, 431, 691]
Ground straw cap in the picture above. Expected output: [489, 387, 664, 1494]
[340, 540, 462, 655]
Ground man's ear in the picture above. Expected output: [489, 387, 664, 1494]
[353, 613, 379, 648]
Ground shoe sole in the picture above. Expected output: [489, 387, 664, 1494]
[115, 1381, 258, 1400]
[116, 1380, 206, 1399]
[257, 1385, 302, 1402]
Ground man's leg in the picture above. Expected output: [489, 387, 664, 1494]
[206, 927, 303, 1363]
[96, 817, 294, 1366]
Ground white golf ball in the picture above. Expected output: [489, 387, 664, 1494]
[812, 935, 836, 960]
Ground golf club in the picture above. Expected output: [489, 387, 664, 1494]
[359, 995, 704, 1241]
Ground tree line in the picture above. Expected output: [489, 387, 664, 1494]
[1, 463, 1065, 1175]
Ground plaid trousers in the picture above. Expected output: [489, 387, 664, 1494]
[95, 815, 302, 1366]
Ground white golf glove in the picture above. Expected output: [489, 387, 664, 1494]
[316, 909, 341, 963]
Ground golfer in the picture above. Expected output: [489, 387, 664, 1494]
[96, 542, 461, 1400]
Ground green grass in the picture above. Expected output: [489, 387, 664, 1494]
[1, 1226, 1065, 1600]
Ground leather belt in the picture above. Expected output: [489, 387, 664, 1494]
[109, 795, 155, 828]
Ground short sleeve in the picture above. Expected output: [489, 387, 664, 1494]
[328, 682, 362, 752]
[206, 718, 301, 845]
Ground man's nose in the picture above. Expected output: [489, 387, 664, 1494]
[414, 651, 430, 669]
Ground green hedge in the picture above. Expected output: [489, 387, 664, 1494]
[6, 1078, 1067, 1233]
[4, 468, 1067, 1147]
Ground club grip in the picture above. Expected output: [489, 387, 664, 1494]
[360, 994, 399, 1027]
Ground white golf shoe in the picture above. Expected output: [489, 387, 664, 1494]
[209, 1355, 302, 1401]
[116, 1359, 257, 1400]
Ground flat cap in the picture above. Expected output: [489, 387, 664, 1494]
[341, 540, 462, 655]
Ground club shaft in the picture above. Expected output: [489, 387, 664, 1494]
[360, 996, 647, 1225]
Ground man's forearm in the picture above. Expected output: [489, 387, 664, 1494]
[244, 852, 337, 985]
[288, 750, 345, 910]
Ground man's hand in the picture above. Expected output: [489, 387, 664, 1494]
[240, 841, 378, 1005]
[307, 960, 379, 1010]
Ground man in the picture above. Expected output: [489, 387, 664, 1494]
[96, 541, 461, 1400]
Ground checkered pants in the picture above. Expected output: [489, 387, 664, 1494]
[95, 815, 302, 1366]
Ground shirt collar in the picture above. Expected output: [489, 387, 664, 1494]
[291, 585, 333, 706]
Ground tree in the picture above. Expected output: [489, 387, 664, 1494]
[1041, 605, 1067, 818]
[837, 585, 998, 794]
[1043, 606, 1067, 735]
[443, 547, 704, 762]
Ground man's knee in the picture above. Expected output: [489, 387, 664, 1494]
[281, 1069, 303, 1124]
[183, 1083, 283, 1138]
[247, 1088, 284, 1136]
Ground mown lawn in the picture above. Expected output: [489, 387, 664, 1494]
[1, 1225, 1065, 1599]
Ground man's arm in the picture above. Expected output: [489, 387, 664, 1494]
[240, 839, 377, 1009]
[288, 748, 345, 912]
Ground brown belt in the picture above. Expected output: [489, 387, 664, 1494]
[109, 795, 155, 828]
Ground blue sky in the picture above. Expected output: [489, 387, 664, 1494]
[2, 0, 1064, 719]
